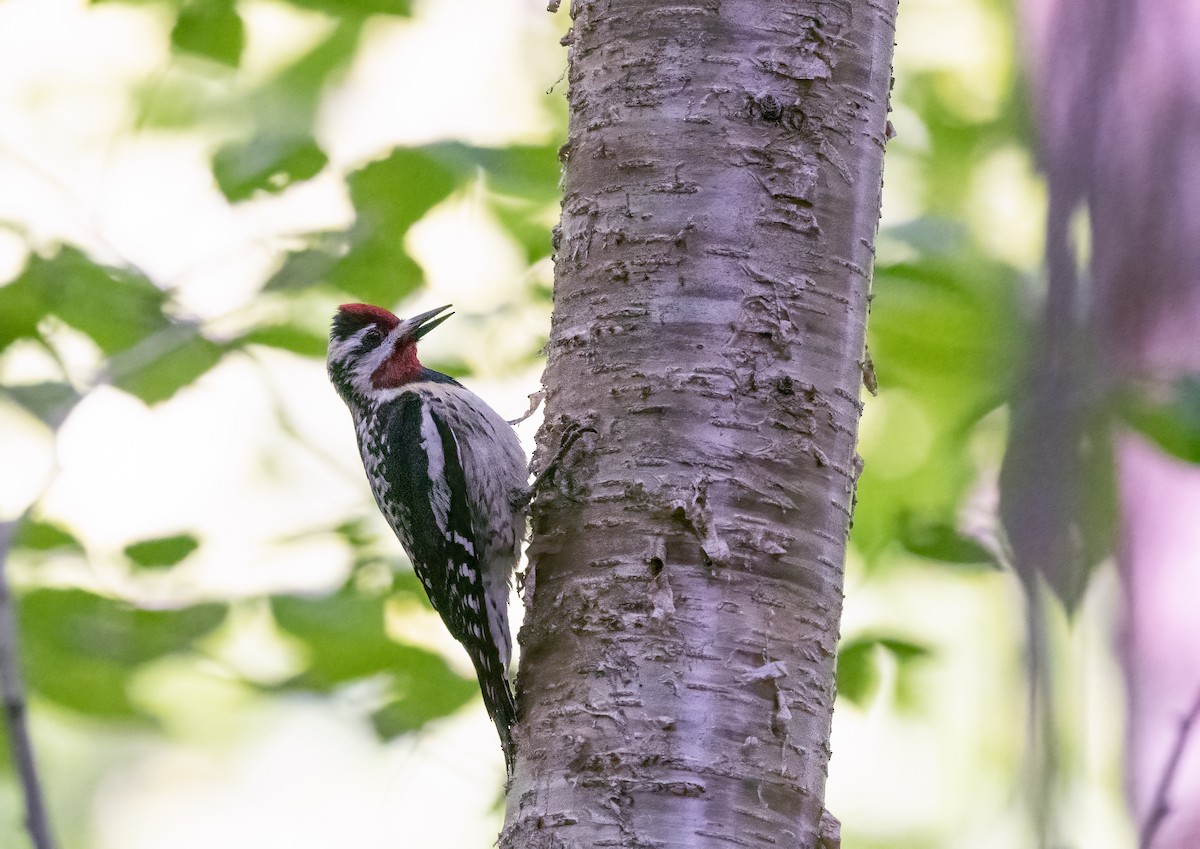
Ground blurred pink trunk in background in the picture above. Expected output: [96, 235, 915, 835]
[1019, 0, 1200, 845]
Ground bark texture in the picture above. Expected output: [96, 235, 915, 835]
[504, 2, 897, 847]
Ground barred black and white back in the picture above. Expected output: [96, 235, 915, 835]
[328, 303, 527, 773]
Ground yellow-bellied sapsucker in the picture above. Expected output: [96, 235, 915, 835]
[327, 303, 526, 773]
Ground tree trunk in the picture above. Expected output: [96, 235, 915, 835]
[503, 1, 897, 846]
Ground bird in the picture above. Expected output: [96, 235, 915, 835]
[327, 303, 527, 773]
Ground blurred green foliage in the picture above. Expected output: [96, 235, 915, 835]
[212, 135, 329, 201]
[264, 142, 559, 302]
[19, 589, 226, 719]
[837, 635, 931, 711]
[1, 247, 169, 355]
[124, 534, 200, 569]
[0, 0, 560, 791]
[171, 0, 246, 67]
[13, 522, 83, 555]
[271, 590, 478, 736]
[855, 243, 1031, 566]
[1119, 375, 1200, 464]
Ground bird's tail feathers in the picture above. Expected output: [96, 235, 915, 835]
[475, 661, 518, 776]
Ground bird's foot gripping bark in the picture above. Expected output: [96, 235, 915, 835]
[522, 421, 595, 507]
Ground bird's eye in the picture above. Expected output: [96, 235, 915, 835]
[361, 328, 385, 350]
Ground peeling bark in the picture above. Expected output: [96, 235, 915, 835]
[505, 1, 896, 846]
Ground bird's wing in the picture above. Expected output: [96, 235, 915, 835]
[381, 393, 516, 757]
[384, 393, 489, 644]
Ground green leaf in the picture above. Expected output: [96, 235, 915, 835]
[370, 653, 478, 739]
[879, 638, 932, 711]
[213, 135, 329, 202]
[850, 408, 979, 565]
[877, 638, 932, 662]
[424, 142, 562, 202]
[870, 252, 1028, 422]
[19, 589, 226, 718]
[268, 147, 459, 300]
[239, 322, 329, 357]
[265, 20, 363, 109]
[1119, 375, 1200, 464]
[15, 520, 83, 553]
[130, 73, 228, 131]
[124, 534, 200, 569]
[837, 636, 932, 711]
[836, 640, 881, 708]
[271, 591, 423, 690]
[171, 0, 245, 68]
[492, 200, 553, 264]
[262, 143, 559, 301]
[26, 649, 139, 718]
[388, 567, 430, 601]
[852, 243, 1031, 567]
[334, 517, 376, 549]
[327, 243, 425, 305]
[0, 246, 168, 355]
[112, 332, 225, 404]
[21, 590, 227, 664]
[899, 518, 998, 566]
[262, 244, 345, 293]
[271, 590, 476, 733]
[882, 218, 970, 257]
[0, 273, 45, 351]
[346, 147, 460, 240]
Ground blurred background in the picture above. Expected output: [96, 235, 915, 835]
[0, 0, 1148, 846]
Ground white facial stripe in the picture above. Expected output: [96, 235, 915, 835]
[328, 333, 361, 363]
[328, 324, 408, 396]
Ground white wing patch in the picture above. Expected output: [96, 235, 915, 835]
[452, 532, 475, 556]
[418, 403, 453, 534]
[411, 381, 525, 671]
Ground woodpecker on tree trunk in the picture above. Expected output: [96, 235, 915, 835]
[327, 303, 526, 773]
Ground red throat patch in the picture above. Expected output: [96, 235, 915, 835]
[372, 341, 421, 388]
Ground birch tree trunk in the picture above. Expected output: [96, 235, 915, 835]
[504, 2, 897, 846]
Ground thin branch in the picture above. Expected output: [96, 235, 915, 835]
[1139, 684, 1200, 849]
[0, 518, 59, 849]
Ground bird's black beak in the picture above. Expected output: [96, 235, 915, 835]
[401, 304, 454, 342]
